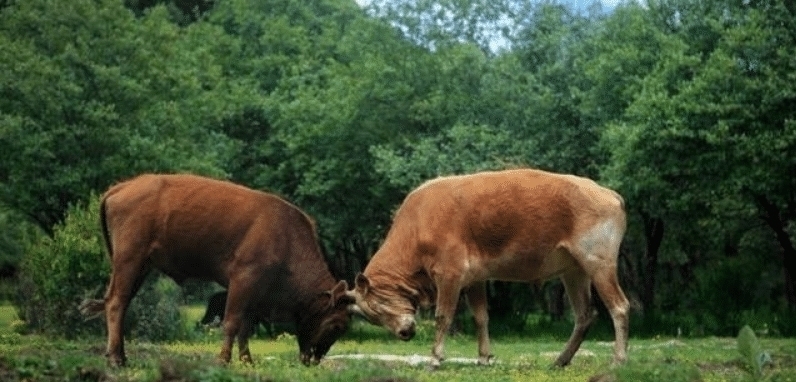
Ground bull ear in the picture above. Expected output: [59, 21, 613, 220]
[355, 273, 370, 295]
[325, 280, 353, 307]
[329, 280, 349, 303]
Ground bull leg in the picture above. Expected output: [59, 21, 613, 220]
[430, 277, 461, 369]
[464, 282, 492, 365]
[219, 279, 256, 364]
[104, 258, 151, 367]
[591, 267, 630, 365]
[554, 268, 597, 367]
[236, 315, 254, 364]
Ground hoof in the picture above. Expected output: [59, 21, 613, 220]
[216, 355, 231, 366]
[426, 357, 442, 371]
[477, 354, 494, 366]
[107, 357, 126, 368]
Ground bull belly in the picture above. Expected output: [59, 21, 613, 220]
[481, 249, 577, 283]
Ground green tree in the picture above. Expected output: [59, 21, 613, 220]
[581, 3, 687, 314]
[372, 123, 525, 190]
[0, 0, 249, 234]
[603, 0, 796, 318]
[508, 3, 607, 176]
[366, 0, 535, 53]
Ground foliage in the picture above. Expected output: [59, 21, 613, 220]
[2, 309, 796, 382]
[372, 123, 525, 191]
[0, 0, 247, 233]
[126, 276, 186, 342]
[737, 325, 771, 380]
[611, 361, 702, 382]
[0, 205, 40, 285]
[15, 197, 185, 341]
[15, 196, 107, 337]
[366, 0, 534, 53]
[1, 0, 796, 339]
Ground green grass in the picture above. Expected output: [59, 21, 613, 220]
[1, 304, 795, 381]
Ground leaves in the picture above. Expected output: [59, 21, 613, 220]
[737, 325, 771, 379]
[1, 0, 795, 334]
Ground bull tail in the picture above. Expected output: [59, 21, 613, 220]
[99, 193, 113, 259]
[77, 192, 115, 321]
[78, 298, 106, 321]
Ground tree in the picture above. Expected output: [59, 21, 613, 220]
[365, 0, 536, 54]
[0, 0, 249, 233]
[603, 0, 796, 315]
[582, 3, 686, 314]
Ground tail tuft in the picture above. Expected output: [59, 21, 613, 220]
[78, 299, 106, 321]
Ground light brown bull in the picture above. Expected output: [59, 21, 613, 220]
[79, 174, 352, 366]
[348, 169, 630, 368]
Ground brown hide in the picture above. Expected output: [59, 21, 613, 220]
[350, 168, 629, 368]
[80, 174, 352, 366]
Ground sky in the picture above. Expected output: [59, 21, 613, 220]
[353, 0, 624, 52]
[355, 0, 624, 10]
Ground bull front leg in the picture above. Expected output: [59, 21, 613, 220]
[219, 310, 241, 364]
[236, 316, 255, 364]
[430, 277, 461, 369]
[220, 278, 257, 364]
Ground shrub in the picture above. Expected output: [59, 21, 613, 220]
[15, 196, 108, 337]
[737, 325, 772, 381]
[15, 196, 185, 341]
[126, 275, 186, 342]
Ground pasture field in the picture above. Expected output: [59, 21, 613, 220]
[1, 304, 794, 381]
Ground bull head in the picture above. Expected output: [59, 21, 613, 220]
[299, 280, 355, 366]
[346, 273, 417, 341]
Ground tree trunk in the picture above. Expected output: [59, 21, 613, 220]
[639, 211, 664, 313]
[755, 195, 796, 309]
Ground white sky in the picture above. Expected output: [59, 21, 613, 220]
[356, 0, 624, 9]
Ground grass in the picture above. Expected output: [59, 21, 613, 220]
[1, 304, 795, 381]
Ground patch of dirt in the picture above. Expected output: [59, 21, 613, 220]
[326, 354, 484, 366]
[540, 349, 596, 359]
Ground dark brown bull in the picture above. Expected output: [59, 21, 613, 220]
[347, 169, 630, 368]
[79, 174, 352, 366]
[199, 291, 295, 338]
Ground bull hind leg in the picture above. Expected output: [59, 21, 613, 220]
[573, 216, 630, 365]
[464, 282, 492, 365]
[103, 256, 152, 366]
[591, 268, 629, 364]
[554, 268, 597, 367]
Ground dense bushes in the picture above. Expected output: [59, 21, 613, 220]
[1, 0, 795, 341]
[16, 196, 186, 341]
[15, 196, 107, 337]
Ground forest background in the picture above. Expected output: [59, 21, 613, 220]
[0, 0, 794, 340]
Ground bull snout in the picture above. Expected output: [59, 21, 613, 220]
[397, 326, 415, 341]
[300, 351, 321, 366]
[395, 314, 416, 341]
